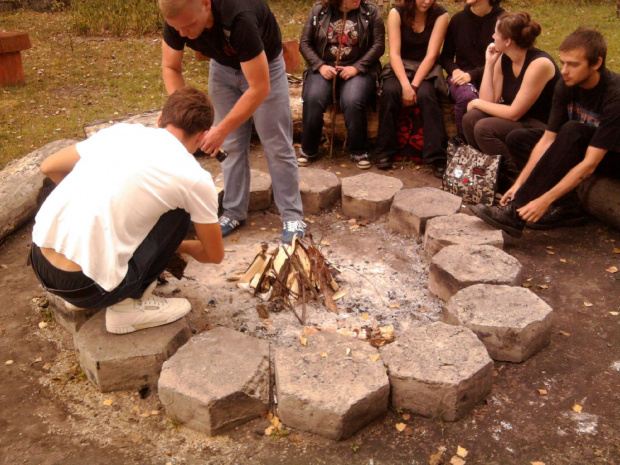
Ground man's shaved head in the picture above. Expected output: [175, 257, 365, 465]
[159, 0, 200, 18]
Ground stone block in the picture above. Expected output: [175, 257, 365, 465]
[429, 244, 522, 302]
[341, 172, 403, 221]
[46, 291, 101, 334]
[424, 213, 504, 256]
[389, 187, 462, 237]
[158, 327, 270, 435]
[442, 284, 554, 363]
[275, 331, 389, 440]
[380, 322, 493, 421]
[73, 311, 191, 393]
[215, 169, 272, 212]
[298, 167, 341, 214]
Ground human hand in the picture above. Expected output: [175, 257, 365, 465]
[452, 72, 472, 86]
[402, 85, 416, 107]
[467, 99, 480, 112]
[336, 66, 359, 80]
[485, 42, 500, 64]
[517, 197, 552, 223]
[319, 65, 338, 80]
[200, 126, 227, 156]
[500, 183, 520, 206]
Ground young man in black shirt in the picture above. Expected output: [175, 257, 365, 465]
[471, 28, 620, 237]
[159, 0, 306, 243]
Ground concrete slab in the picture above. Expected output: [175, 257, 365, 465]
[215, 169, 272, 212]
[429, 244, 522, 302]
[46, 291, 101, 334]
[298, 167, 341, 214]
[341, 172, 403, 221]
[275, 331, 389, 440]
[442, 284, 554, 362]
[389, 187, 462, 237]
[73, 311, 191, 393]
[380, 322, 493, 421]
[424, 213, 504, 256]
[158, 327, 270, 436]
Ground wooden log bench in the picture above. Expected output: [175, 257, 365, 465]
[0, 31, 32, 86]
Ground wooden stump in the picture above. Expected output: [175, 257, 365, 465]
[282, 40, 302, 75]
[578, 174, 620, 230]
[0, 31, 32, 86]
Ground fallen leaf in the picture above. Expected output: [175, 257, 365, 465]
[546, 246, 553, 249]
[531, 462, 546, 465]
[559, 331, 570, 337]
[38, 321, 48, 329]
[299, 336, 307, 346]
[345, 348, 351, 356]
[43, 363, 52, 370]
[370, 353, 380, 362]
[332, 289, 347, 301]
[340, 164, 347, 168]
[613, 248, 620, 254]
[361, 313, 369, 320]
[546, 250, 555, 255]
[389, 302, 400, 308]
[420, 264, 427, 269]
[140, 412, 149, 417]
[349, 225, 359, 230]
[559, 259, 567, 263]
[538, 389, 548, 396]
[336, 171, 341, 175]
[302, 326, 319, 335]
[151, 410, 160, 415]
[348, 218, 357, 224]
[456, 446, 468, 458]
[584, 301, 593, 307]
[264, 425, 274, 436]
[538, 284, 549, 289]
[573, 404, 583, 413]
[610, 311, 619, 316]
[5, 360, 14, 365]
[320, 240, 331, 246]
[250, 222, 256, 226]
[260, 227, 267, 231]
[269, 415, 280, 428]
[605, 266, 618, 273]
[450, 456, 466, 465]
[395, 422, 406, 432]
[429, 449, 445, 465]
[231, 237, 239, 242]
[34, 357, 42, 363]
[103, 399, 113, 406]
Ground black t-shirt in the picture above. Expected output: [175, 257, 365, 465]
[163, 0, 282, 70]
[501, 48, 560, 124]
[547, 69, 620, 153]
[395, 5, 448, 63]
[323, 9, 362, 66]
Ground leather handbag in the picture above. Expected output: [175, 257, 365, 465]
[442, 139, 501, 206]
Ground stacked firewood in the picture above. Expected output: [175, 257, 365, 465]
[236, 237, 344, 321]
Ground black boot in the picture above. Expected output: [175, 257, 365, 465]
[432, 159, 447, 178]
[470, 202, 526, 238]
[526, 203, 587, 230]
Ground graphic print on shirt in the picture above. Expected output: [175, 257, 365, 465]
[328, 19, 359, 60]
[567, 103, 601, 128]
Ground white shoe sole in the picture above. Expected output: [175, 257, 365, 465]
[106, 305, 191, 335]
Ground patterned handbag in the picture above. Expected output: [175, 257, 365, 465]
[442, 139, 501, 206]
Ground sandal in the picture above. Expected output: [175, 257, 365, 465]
[375, 156, 393, 170]
[297, 150, 318, 167]
[351, 153, 371, 170]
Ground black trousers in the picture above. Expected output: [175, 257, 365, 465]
[506, 121, 620, 208]
[376, 76, 447, 164]
[30, 209, 191, 309]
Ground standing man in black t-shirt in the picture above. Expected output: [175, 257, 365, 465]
[471, 28, 620, 237]
[159, 0, 306, 243]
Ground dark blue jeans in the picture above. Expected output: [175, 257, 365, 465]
[302, 70, 375, 156]
[30, 209, 191, 309]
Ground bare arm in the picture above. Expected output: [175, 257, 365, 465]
[471, 58, 557, 121]
[162, 41, 185, 94]
[40, 144, 81, 185]
[478, 44, 502, 102]
[387, 9, 412, 95]
[517, 146, 607, 222]
[500, 130, 556, 205]
[177, 222, 224, 264]
[411, 13, 449, 88]
[200, 52, 270, 154]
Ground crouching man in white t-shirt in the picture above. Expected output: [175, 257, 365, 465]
[30, 87, 224, 334]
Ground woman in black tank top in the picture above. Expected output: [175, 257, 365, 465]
[461, 11, 560, 191]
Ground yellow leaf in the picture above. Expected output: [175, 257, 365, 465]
[546, 250, 555, 255]
[573, 404, 583, 413]
[345, 348, 351, 357]
[610, 311, 619, 316]
[605, 266, 618, 273]
[538, 389, 548, 396]
[34, 357, 42, 363]
[103, 399, 113, 406]
[402, 413, 411, 420]
[340, 164, 347, 168]
[361, 313, 369, 320]
[559, 259, 567, 263]
[395, 422, 406, 432]
[151, 410, 160, 415]
[320, 240, 331, 246]
[429, 449, 445, 465]
[140, 412, 149, 417]
[613, 248, 620, 254]
[270, 415, 280, 428]
[538, 284, 549, 289]
[321, 352, 328, 357]
[5, 360, 14, 365]
[546, 246, 553, 249]
[456, 446, 468, 458]
[450, 457, 466, 465]
[421, 263, 427, 269]
[38, 321, 48, 329]
[260, 227, 267, 231]
[336, 171, 341, 175]
[43, 363, 52, 370]
[370, 354, 380, 362]
[250, 222, 256, 226]
[531, 462, 546, 465]
[264, 425, 275, 436]
[389, 302, 400, 308]
[299, 336, 307, 346]
[559, 331, 570, 337]
[350, 224, 359, 230]
[584, 301, 593, 307]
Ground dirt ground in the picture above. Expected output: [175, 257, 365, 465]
[0, 149, 619, 465]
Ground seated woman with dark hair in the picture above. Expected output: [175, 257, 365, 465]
[440, 0, 505, 139]
[299, 0, 385, 169]
[462, 11, 560, 189]
[375, 0, 449, 177]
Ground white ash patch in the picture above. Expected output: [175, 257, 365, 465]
[562, 411, 599, 435]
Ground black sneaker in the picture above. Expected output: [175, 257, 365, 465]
[470, 202, 525, 238]
[526, 204, 587, 230]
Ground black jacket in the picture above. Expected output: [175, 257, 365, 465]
[299, 0, 385, 79]
[440, 5, 505, 87]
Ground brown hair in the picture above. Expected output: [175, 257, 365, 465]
[322, 0, 345, 10]
[159, 87, 214, 135]
[497, 11, 541, 50]
[399, 0, 441, 29]
[560, 27, 607, 69]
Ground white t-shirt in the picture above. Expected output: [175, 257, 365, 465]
[32, 123, 218, 291]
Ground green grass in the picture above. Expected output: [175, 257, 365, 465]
[0, 0, 618, 169]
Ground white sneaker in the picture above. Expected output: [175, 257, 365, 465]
[105, 286, 191, 335]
